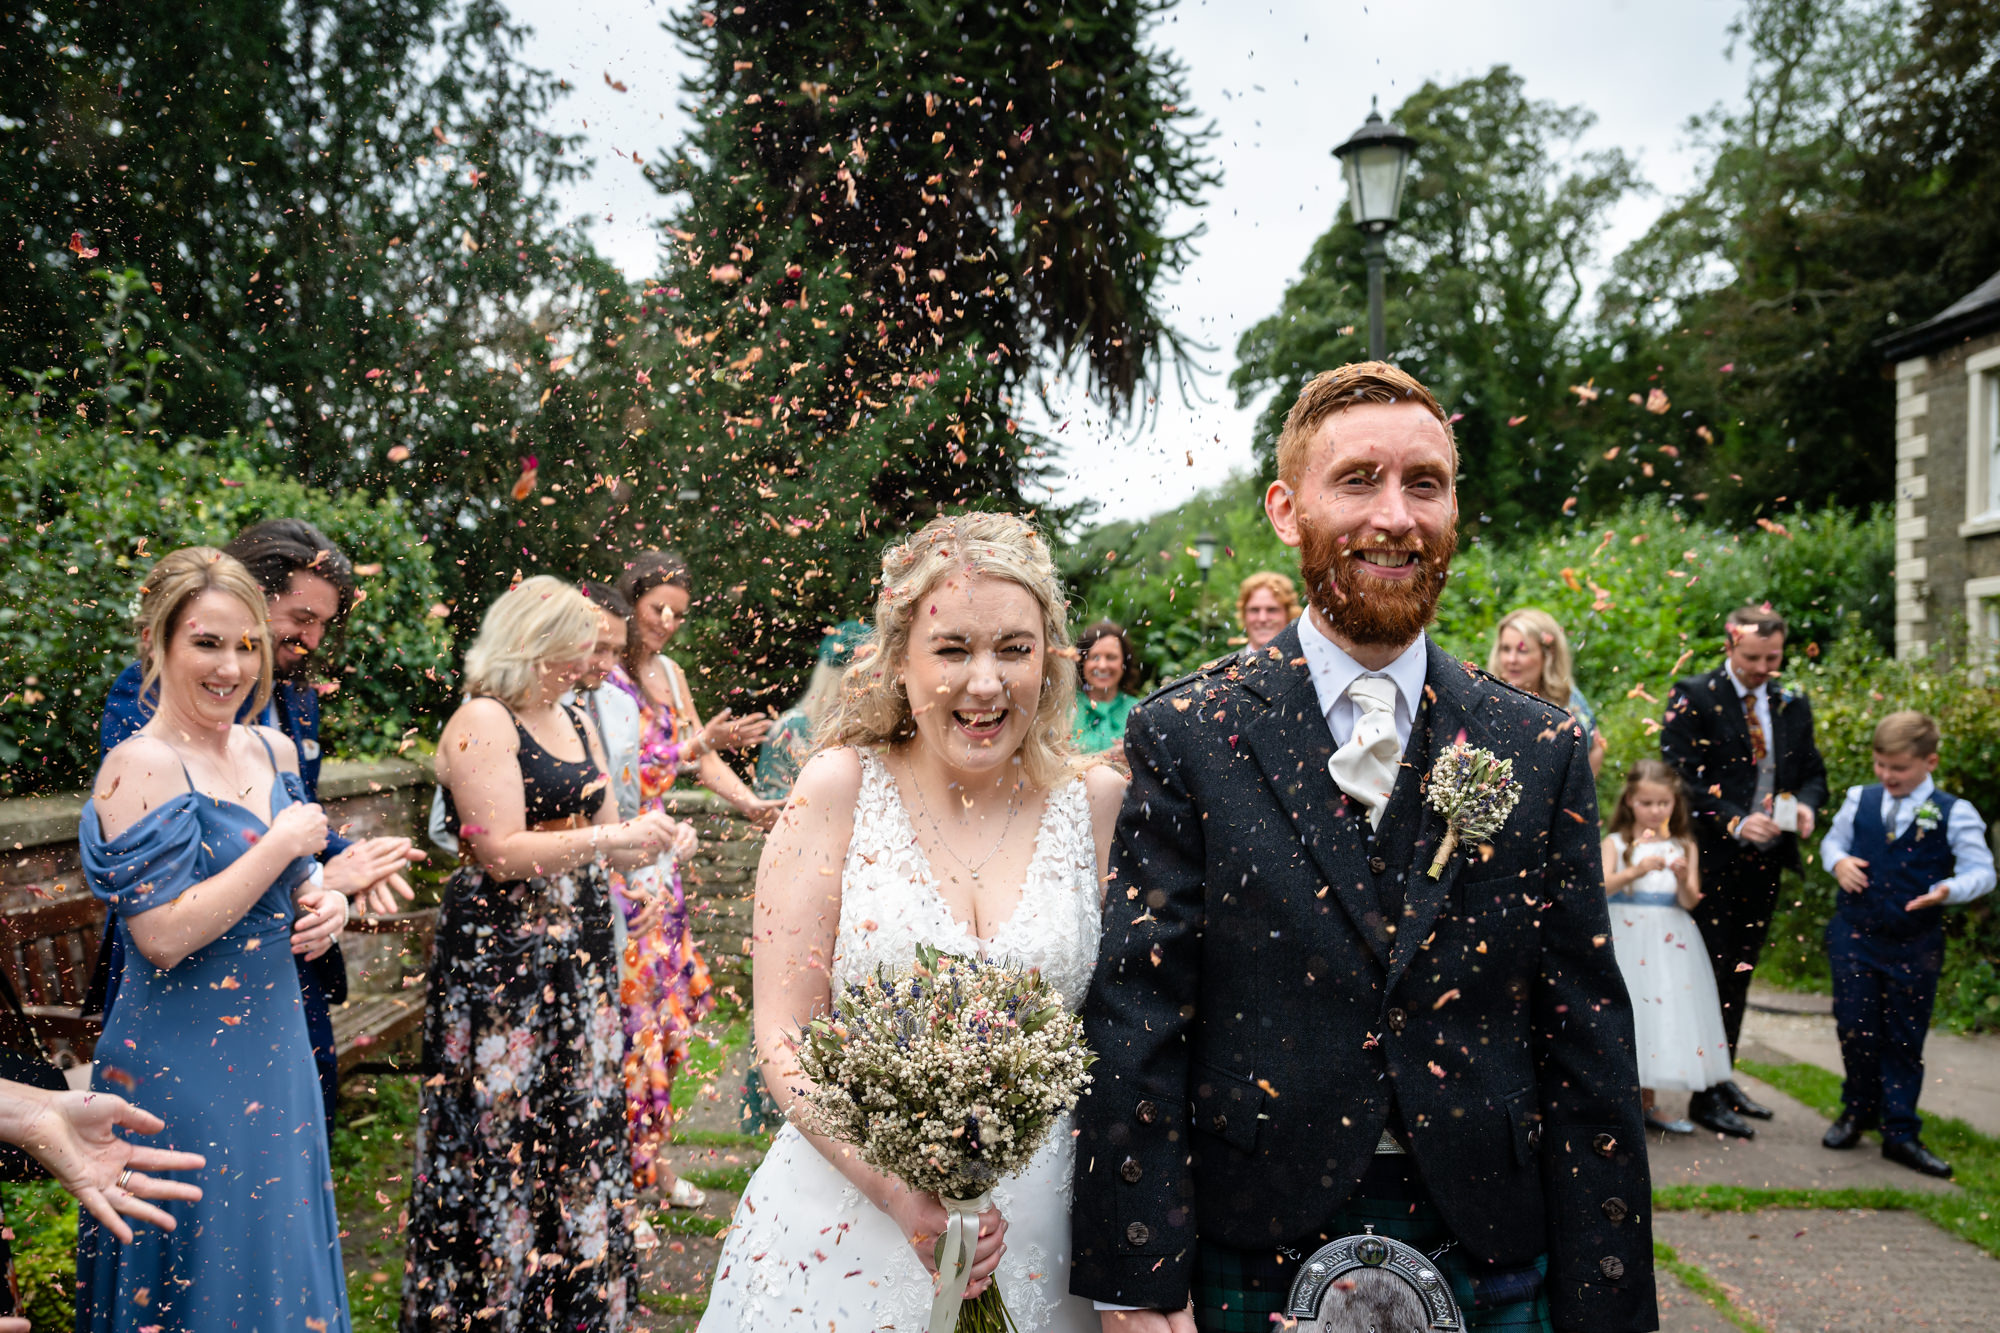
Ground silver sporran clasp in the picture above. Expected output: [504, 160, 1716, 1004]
[1283, 1226, 1463, 1332]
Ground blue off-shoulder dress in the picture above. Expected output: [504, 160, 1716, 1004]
[76, 747, 351, 1333]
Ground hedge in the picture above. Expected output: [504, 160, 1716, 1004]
[0, 400, 454, 797]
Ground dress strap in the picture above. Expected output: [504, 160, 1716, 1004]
[248, 725, 281, 774]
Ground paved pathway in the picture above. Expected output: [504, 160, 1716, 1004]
[1657, 1206, 2000, 1331]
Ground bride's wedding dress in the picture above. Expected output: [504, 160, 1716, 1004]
[698, 749, 1103, 1331]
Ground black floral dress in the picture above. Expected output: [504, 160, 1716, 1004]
[402, 706, 634, 1333]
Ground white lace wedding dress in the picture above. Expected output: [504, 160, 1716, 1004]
[698, 750, 1103, 1332]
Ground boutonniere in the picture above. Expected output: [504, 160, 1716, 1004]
[1915, 800, 1942, 834]
[1425, 740, 1523, 878]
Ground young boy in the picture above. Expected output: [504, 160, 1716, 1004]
[1817, 710, 1995, 1177]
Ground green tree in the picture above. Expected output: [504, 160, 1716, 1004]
[623, 0, 1216, 701]
[0, 0, 631, 623]
[1600, 0, 2000, 522]
[1230, 67, 1639, 535]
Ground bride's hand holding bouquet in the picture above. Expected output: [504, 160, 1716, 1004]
[793, 943, 1096, 1333]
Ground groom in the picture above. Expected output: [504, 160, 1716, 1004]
[1071, 363, 1656, 1332]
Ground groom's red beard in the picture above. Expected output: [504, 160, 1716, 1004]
[1298, 513, 1457, 647]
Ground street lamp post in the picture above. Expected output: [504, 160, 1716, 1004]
[1332, 101, 1418, 362]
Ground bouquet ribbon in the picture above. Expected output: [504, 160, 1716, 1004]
[927, 1190, 994, 1333]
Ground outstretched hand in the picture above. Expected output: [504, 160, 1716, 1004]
[11, 1089, 205, 1243]
[1905, 884, 1951, 911]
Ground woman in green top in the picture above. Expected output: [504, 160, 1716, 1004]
[1075, 620, 1142, 763]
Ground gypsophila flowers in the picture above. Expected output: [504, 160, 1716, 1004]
[1426, 741, 1523, 878]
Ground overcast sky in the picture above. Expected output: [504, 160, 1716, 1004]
[507, 0, 1749, 524]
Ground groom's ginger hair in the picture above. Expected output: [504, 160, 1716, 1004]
[1274, 362, 1457, 486]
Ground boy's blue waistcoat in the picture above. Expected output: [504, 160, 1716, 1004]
[1835, 783, 1956, 949]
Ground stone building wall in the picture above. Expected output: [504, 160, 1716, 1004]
[1896, 328, 2000, 659]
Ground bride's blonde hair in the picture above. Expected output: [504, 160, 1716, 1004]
[821, 512, 1079, 791]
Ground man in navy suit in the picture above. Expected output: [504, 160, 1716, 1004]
[97, 519, 420, 1124]
[1073, 363, 1654, 1333]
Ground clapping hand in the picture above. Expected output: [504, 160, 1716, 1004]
[290, 881, 348, 958]
[13, 1089, 205, 1243]
[325, 837, 425, 918]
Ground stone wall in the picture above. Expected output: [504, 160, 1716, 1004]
[0, 763, 770, 1003]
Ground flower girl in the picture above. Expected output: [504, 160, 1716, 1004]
[1601, 760, 1734, 1136]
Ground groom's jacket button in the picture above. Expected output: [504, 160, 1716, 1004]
[1598, 1255, 1626, 1281]
[1601, 1196, 1629, 1224]
[1386, 1007, 1407, 1034]
[1369, 855, 1388, 874]
[1210, 1113, 1229, 1133]
[1592, 1133, 1617, 1158]
[1119, 1157, 1143, 1183]
[1135, 1099, 1158, 1124]
[1126, 1222, 1152, 1246]
[1527, 1124, 1543, 1150]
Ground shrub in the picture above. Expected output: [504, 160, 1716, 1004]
[1070, 477, 1891, 696]
[0, 401, 454, 796]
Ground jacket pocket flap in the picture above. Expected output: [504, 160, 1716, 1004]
[1189, 1062, 1265, 1155]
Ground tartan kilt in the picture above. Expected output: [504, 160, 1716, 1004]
[1190, 1165, 1553, 1333]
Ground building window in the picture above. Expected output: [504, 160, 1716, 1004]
[1968, 346, 2000, 528]
[1988, 369, 2000, 516]
[1967, 575, 2000, 669]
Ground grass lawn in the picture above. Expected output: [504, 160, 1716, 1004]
[333, 1073, 424, 1333]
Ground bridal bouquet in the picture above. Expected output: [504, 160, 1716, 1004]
[795, 943, 1095, 1333]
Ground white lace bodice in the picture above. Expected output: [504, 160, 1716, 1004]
[832, 749, 1102, 1012]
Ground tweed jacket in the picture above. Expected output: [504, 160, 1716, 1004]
[1069, 628, 1657, 1332]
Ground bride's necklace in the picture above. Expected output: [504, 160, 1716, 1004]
[910, 771, 1020, 881]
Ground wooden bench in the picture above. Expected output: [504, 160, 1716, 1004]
[0, 894, 436, 1077]
[0, 894, 106, 1068]
[333, 908, 436, 1074]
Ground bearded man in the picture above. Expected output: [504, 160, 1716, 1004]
[1071, 363, 1656, 1332]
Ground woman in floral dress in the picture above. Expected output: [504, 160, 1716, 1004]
[606, 552, 773, 1205]
[402, 577, 682, 1333]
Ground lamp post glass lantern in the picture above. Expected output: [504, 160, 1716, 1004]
[1332, 101, 1417, 360]
[1193, 532, 1219, 579]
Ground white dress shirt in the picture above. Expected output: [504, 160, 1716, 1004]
[1297, 614, 1429, 753]
[1093, 619, 1431, 1314]
[1819, 776, 1996, 905]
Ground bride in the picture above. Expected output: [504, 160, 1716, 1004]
[699, 513, 1125, 1331]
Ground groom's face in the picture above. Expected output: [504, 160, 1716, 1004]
[1265, 401, 1458, 649]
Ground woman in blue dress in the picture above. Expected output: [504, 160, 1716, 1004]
[77, 546, 353, 1333]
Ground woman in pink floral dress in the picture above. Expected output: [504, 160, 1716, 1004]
[611, 552, 780, 1207]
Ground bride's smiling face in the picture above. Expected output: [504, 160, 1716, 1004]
[899, 573, 1044, 776]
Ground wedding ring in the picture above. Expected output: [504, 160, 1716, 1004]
[117, 1168, 133, 1190]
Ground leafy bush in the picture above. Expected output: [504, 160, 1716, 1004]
[0, 399, 454, 796]
[7, 1179, 77, 1332]
[1070, 476, 1891, 696]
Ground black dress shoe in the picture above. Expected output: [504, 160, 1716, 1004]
[1822, 1111, 1876, 1150]
[1883, 1138, 1953, 1178]
[1689, 1093, 1757, 1139]
[1716, 1079, 1774, 1120]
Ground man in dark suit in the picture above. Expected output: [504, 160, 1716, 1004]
[1071, 363, 1655, 1333]
[1660, 605, 1828, 1136]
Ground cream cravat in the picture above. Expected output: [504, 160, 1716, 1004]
[1330, 675, 1401, 829]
